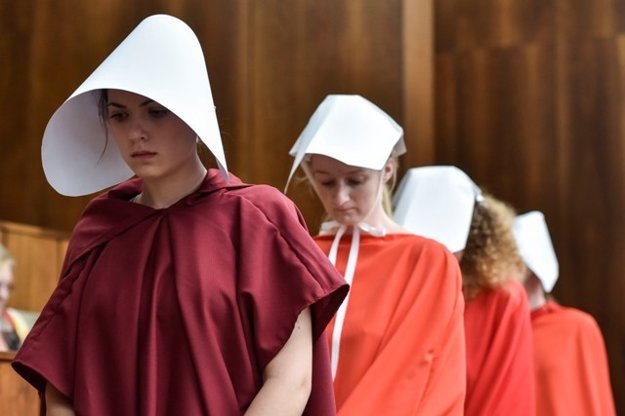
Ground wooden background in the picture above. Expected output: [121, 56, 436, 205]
[1, 0, 624, 412]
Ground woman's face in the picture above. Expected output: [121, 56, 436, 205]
[105, 90, 198, 182]
[308, 154, 386, 227]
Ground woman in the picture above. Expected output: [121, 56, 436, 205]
[514, 211, 615, 416]
[393, 166, 535, 416]
[12, 15, 348, 415]
[286, 95, 466, 415]
[460, 193, 535, 416]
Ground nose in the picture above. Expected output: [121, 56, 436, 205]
[332, 182, 350, 206]
[128, 118, 149, 142]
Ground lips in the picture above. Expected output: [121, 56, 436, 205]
[335, 208, 355, 215]
[131, 150, 157, 158]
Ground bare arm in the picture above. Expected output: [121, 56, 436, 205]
[245, 307, 313, 416]
[45, 383, 75, 416]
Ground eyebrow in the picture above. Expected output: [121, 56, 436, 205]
[313, 169, 366, 175]
[106, 99, 154, 108]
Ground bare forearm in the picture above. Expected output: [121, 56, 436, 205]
[244, 376, 311, 416]
[245, 308, 313, 415]
[45, 383, 75, 416]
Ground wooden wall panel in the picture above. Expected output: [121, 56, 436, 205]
[245, 0, 404, 229]
[436, 0, 625, 411]
[402, 0, 435, 168]
[0, 0, 415, 235]
[0, 221, 68, 311]
[0, 352, 38, 416]
[0, 1, 144, 230]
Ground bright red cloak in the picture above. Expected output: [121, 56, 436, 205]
[531, 300, 615, 416]
[315, 234, 466, 415]
[463, 280, 535, 415]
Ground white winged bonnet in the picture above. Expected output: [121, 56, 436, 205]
[41, 14, 227, 196]
[513, 211, 559, 292]
[393, 166, 481, 253]
[286, 95, 405, 191]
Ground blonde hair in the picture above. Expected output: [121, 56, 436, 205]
[381, 155, 399, 216]
[0, 244, 14, 269]
[460, 193, 524, 299]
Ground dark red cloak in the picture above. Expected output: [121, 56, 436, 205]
[13, 170, 348, 415]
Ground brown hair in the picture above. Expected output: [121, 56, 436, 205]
[460, 193, 525, 299]
[97, 90, 110, 161]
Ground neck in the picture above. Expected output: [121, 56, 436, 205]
[139, 157, 207, 209]
[527, 289, 547, 311]
[361, 207, 406, 234]
[524, 274, 547, 311]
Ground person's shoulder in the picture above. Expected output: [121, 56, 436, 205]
[497, 279, 528, 302]
[227, 183, 294, 209]
[392, 233, 456, 261]
[549, 303, 602, 334]
[390, 234, 462, 290]
[224, 182, 301, 224]
[227, 182, 287, 201]
[477, 279, 529, 314]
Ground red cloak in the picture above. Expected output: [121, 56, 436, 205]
[463, 280, 535, 415]
[531, 300, 615, 415]
[13, 170, 348, 415]
[315, 234, 466, 415]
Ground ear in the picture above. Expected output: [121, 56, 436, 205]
[382, 160, 395, 183]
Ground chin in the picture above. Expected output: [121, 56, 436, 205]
[333, 216, 362, 228]
[131, 168, 164, 180]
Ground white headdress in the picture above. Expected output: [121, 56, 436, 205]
[513, 211, 559, 292]
[393, 166, 481, 253]
[42, 14, 227, 196]
[285, 94, 405, 192]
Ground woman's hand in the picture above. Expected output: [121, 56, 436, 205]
[45, 383, 75, 416]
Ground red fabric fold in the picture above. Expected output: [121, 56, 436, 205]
[315, 234, 466, 415]
[531, 300, 615, 416]
[464, 280, 535, 416]
[13, 170, 348, 415]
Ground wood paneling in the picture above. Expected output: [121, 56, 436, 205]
[402, 0, 435, 168]
[0, 0, 417, 235]
[436, 0, 625, 411]
[244, 1, 405, 228]
[0, 352, 38, 416]
[0, 221, 68, 311]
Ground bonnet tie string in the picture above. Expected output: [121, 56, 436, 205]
[323, 221, 386, 379]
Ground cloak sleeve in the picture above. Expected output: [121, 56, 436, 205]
[232, 185, 348, 369]
[228, 185, 348, 415]
[334, 240, 466, 415]
[11, 248, 100, 397]
[405, 245, 466, 416]
[11, 192, 150, 399]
